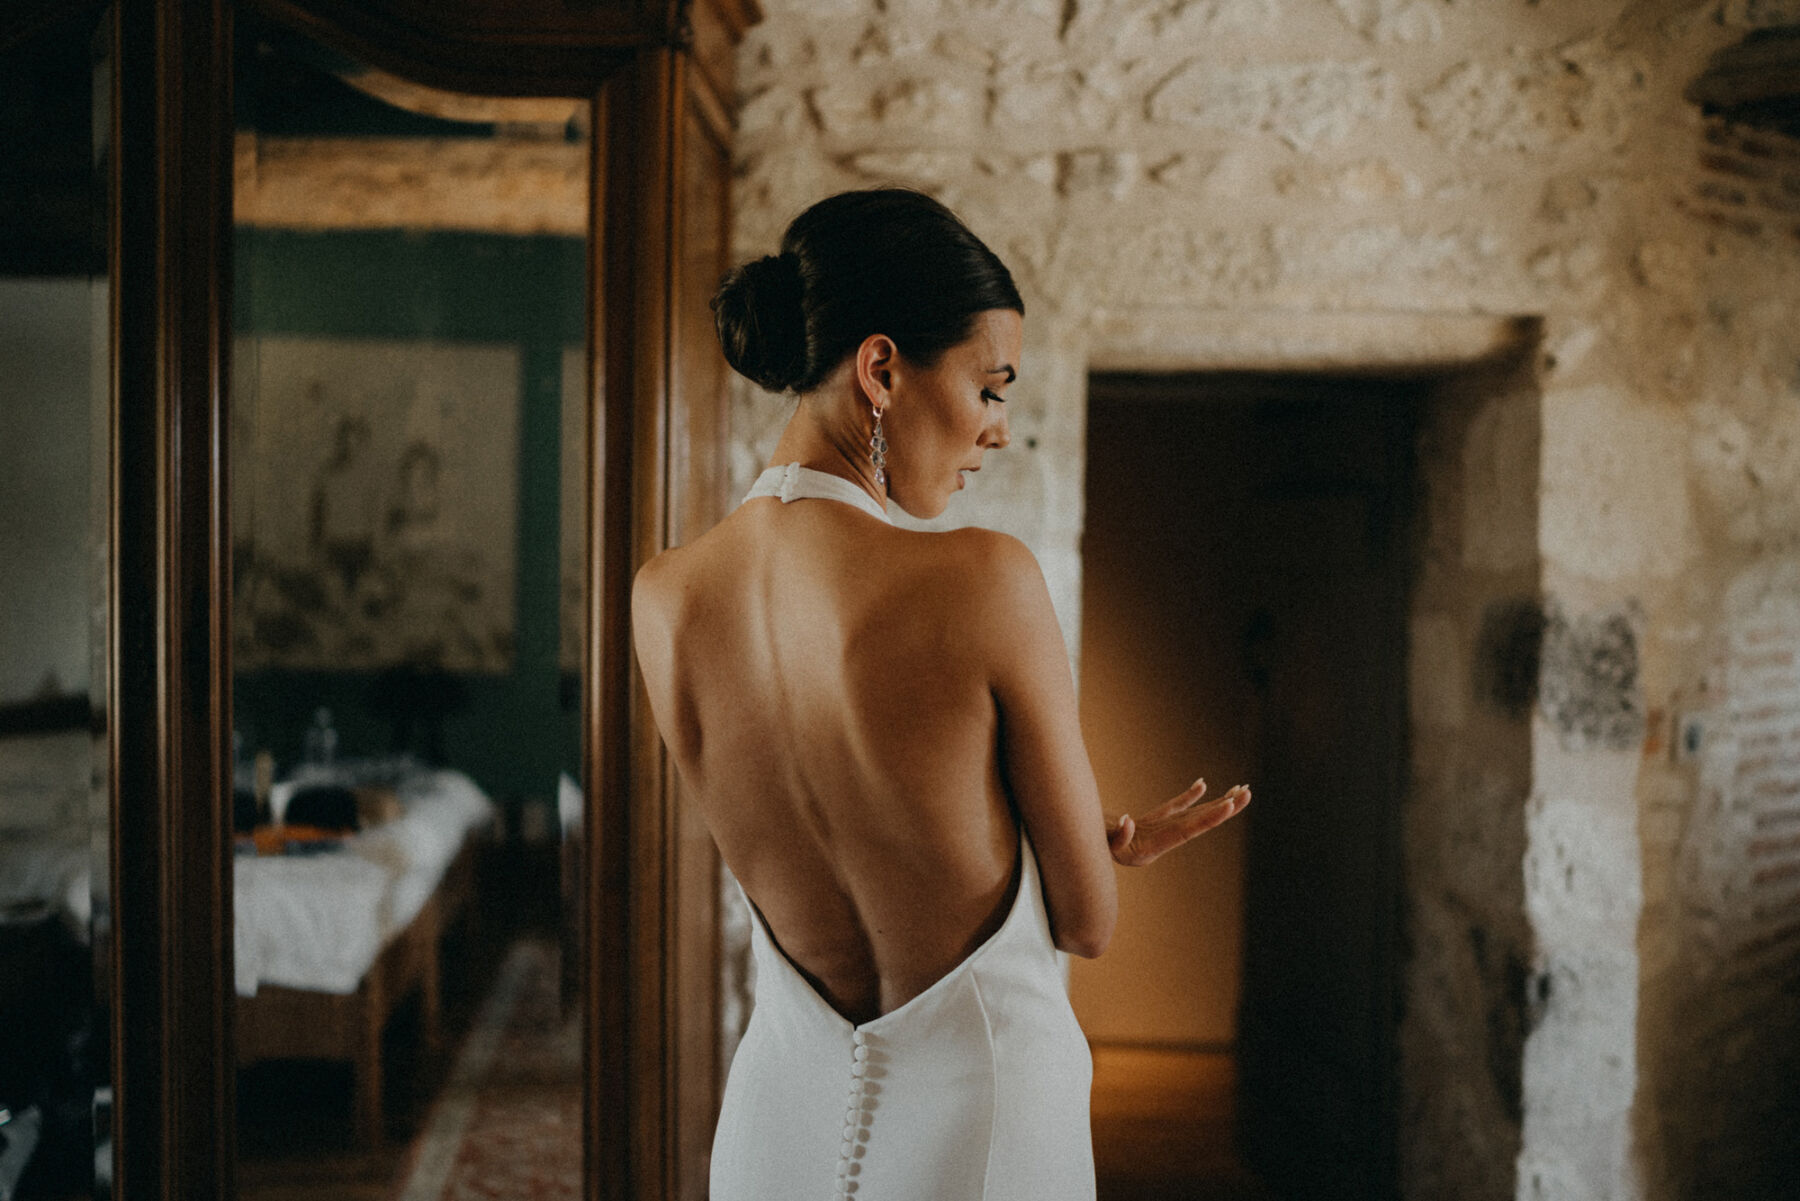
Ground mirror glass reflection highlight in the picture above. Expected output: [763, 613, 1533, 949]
[0, 6, 116, 1200]
[231, 14, 589, 1194]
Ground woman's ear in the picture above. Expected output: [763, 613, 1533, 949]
[854, 333, 898, 410]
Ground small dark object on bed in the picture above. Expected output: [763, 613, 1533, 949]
[284, 785, 359, 832]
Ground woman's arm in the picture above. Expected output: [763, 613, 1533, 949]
[978, 532, 1118, 959]
[976, 532, 1253, 956]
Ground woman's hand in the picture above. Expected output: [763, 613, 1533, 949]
[1106, 779, 1250, 867]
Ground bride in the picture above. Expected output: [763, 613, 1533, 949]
[632, 189, 1249, 1200]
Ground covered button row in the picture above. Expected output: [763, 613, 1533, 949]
[837, 1030, 873, 1196]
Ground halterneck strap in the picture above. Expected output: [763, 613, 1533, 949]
[743, 463, 890, 524]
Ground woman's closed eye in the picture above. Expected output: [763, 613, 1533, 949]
[981, 388, 1006, 404]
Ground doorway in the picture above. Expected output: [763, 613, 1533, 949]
[1076, 372, 1422, 1201]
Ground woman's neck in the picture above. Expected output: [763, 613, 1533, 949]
[767, 389, 883, 503]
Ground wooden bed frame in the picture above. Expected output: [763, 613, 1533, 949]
[234, 837, 480, 1145]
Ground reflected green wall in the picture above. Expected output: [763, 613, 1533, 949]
[232, 229, 585, 813]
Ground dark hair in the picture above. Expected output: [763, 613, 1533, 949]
[711, 189, 1023, 395]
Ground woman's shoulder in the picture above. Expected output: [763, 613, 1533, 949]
[631, 537, 711, 646]
[631, 542, 683, 612]
[634, 516, 1047, 628]
[932, 525, 1043, 585]
[899, 525, 1049, 620]
[633, 509, 745, 599]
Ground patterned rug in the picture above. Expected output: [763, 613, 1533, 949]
[395, 938, 581, 1201]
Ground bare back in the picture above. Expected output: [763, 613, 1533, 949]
[633, 493, 1022, 1023]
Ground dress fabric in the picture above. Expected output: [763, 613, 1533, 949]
[711, 465, 1097, 1201]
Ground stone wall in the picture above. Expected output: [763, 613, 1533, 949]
[1404, 354, 1541, 1199]
[726, 2, 1800, 1197]
[1633, 111, 1800, 1201]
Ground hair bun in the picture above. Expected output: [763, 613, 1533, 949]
[711, 252, 808, 393]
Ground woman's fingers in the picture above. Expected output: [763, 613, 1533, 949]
[1177, 787, 1249, 836]
[1154, 790, 1247, 852]
[1114, 786, 1250, 866]
[1141, 777, 1209, 824]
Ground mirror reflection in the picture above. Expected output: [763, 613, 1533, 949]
[230, 15, 589, 1194]
[0, 6, 114, 1200]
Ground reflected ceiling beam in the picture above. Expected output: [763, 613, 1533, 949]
[233, 131, 586, 234]
[336, 63, 587, 134]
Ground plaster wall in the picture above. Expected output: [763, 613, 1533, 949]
[0, 279, 97, 706]
[727, 2, 1800, 1196]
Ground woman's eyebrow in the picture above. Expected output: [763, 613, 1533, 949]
[987, 364, 1017, 383]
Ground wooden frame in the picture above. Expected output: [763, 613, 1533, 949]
[111, 5, 237, 1201]
[591, 48, 680, 1201]
[91, 0, 758, 1196]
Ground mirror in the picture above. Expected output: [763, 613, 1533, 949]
[0, 4, 116, 1198]
[229, 12, 590, 1192]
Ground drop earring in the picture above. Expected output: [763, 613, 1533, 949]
[870, 405, 888, 488]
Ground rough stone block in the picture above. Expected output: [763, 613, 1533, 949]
[1413, 42, 1645, 156]
[1146, 59, 1395, 151]
[869, 77, 985, 132]
[1076, 0, 1282, 51]
[1541, 386, 1695, 582]
[1331, 0, 1445, 44]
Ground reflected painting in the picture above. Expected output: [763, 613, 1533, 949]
[232, 336, 521, 673]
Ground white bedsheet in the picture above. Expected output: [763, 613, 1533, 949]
[0, 767, 494, 997]
[0, 832, 91, 942]
[232, 769, 494, 997]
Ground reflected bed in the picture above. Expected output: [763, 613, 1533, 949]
[233, 768, 494, 1146]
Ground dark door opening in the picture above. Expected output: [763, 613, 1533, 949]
[1078, 372, 1421, 1201]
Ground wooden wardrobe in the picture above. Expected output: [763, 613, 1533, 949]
[0, 0, 757, 1197]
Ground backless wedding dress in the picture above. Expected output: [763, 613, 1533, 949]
[710, 464, 1097, 1201]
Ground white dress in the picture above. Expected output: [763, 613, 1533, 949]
[710, 465, 1097, 1201]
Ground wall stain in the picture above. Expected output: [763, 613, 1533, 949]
[1476, 597, 1547, 720]
[1539, 600, 1645, 751]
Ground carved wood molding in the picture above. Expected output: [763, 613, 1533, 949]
[590, 48, 681, 1200]
[112, 1, 237, 1198]
[252, 0, 660, 96]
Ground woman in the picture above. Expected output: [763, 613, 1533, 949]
[632, 189, 1249, 1200]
